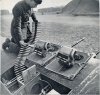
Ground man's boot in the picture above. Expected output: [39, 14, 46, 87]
[2, 38, 20, 54]
[2, 38, 10, 50]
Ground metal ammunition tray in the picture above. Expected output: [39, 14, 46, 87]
[45, 52, 93, 80]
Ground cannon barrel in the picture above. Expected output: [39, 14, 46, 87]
[71, 37, 85, 47]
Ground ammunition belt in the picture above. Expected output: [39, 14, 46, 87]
[14, 22, 39, 84]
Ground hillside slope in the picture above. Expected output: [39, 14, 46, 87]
[62, 0, 99, 15]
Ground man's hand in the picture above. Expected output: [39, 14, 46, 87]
[35, 20, 38, 24]
[20, 40, 28, 46]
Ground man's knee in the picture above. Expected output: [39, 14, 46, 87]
[8, 42, 20, 54]
[11, 31, 21, 45]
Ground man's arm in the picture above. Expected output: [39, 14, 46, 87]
[12, 7, 23, 40]
[31, 13, 38, 23]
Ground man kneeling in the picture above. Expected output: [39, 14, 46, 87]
[2, 0, 42, 54]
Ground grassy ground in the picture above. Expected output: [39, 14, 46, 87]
[1, 14, 99, 57]
[39, 22, 99, 53]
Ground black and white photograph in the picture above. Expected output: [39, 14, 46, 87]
[0, 0, 100, 95]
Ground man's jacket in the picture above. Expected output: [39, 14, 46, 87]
[11, 1, 37, 40]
